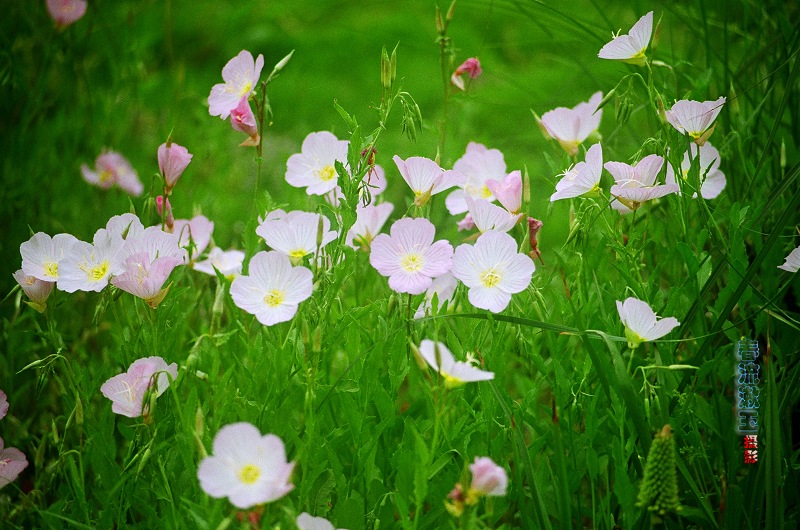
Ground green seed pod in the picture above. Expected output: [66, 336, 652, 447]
[637, 424, 681, 516]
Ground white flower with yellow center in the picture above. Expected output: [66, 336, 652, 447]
[230, 251, 313, 326]
[417, 340, 494, 388]
[598, 11, 653, 66]
[286, 131, 350, 195]
[445, 142, 509, 215]
[197, 422, 295, 509]
[256, 210, 337, 264]
[20, 232, 78, 282]
[208, 50, 265, 120]
[57, 228, 125, 293]
[616, 297, 680, 349]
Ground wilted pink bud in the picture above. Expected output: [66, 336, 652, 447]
[12, 270, 54, 313]
[528, 217, 543, 263]
[230, 95, 260, 146]
[156, 196, 174, 231]
[158, 142, 192, 191]
[451, 58, 482, 90]
[468, 457, 508, 498]
[47, 0, 87, 28]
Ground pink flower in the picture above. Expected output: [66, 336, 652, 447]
[0, 390, 8, 421]
[616, 297, 680, 348]
[485, 170, 523, 214]
[111, 253, 182, 308]
[158, 142, 193, 191]
[286, 131, 350, 195]
[607, 154, 680, 209]
[208, 50, 264, 119]
[393, 155, 463, 206]
[465, 197, 522, 233]
[369, 218, 454, 295]
[445, 142, 508, 215]
[665, 97, 726, 144]
[665, 142, 726, 199]
[451, 57, 482, 90]
[194, 248, 245, 278]
[81, 151, 143, 196]
[13, 270, 54, 313]
[550, 143, 603, 201]
[457, 214, 475, 232]
[598, 11, 653, 65]
[0, 437, 28, 490]
[230, 96, 260, 146]
[47, 0, 87, 28]
[296, 513, 343, 530]
[197, 423, 294, 509]
[20, 232, 78, 282]
[156, 196, 175, 230]
[468, 457, 508, 498]
[418, 340, 494, 387]
[117, 225, 187, 265]
[230, 251, 313, 326]
[106, 213, 145, 240]
[540, 92, 603, 156]
[451, 231, 534, 313]
[172, 215, 214, 262]
[256, 210, 337, 263]
[346, 202, 395, 249]
[778, 245, 800, 273]
[100, 356, 178, 418]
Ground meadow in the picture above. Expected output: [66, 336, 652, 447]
[1, 0, 799, 528]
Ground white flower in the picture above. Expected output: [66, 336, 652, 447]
[465, 197, 522, 233]
[778, 245, 800, 273]
[13, 270, 54, 312]
[445, 143, 508, 215]
[346, 202, 394, 249]
[297, 513, 346, 530]
[550, 143, 603, 201]
[598, 11, 653, 65]
[106, 213, 145, 240]
[286, 131, 350, 196]
[540, 92, 603, 156]
[414, 272, 458, 319]
[418, 340, 494, 387]
[607, 154, 680, 208]
[616, 297, 680, 348]
[20, 232, 79, 282]
[393, 155, 463, 206]
[172, 215, 214, 262]
[197, 423, 294, 509]
[57, 229, 125, 293]
[194, 248, 246, 278]
[665, 97, 726, 143]
[230, 251, 313, 326]
[100, 356, 178, 418]
[256, 210, 337, 263]
[665, 142, 726, 199]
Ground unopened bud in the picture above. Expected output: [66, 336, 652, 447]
[74, 395, 84, 427]
[656, 95, 668, 125]
[729, 82, 740, 117]
[312, 326, 322, 353]
[301, 319, 310, 346]
[446, 0, 457, 23]
[390, 47, 397, 86]
[381, 46, 391, 90]
[435, 5, 444, 34]
[781, 138, 787, 170]
[156, 195, 174, 231]
[273, 50, 294, 74]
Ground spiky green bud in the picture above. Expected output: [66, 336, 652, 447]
[637, 424, 681, 516]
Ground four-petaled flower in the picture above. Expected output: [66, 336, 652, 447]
[445, 142, 509, 215]
[0, 436, 28, 491]
[417, 340, 494, 388]
[550, 143, 603, 201]
[607, 154, 680, 209]
[286, 131, 350, 196]
[100, 356, 178, 418]
[81, 151, 143, 196]
[598, 11, 654, 66]
[665, 142, 726, 199]
[467, 457, 508, 502]
[346, 203, 395, 250]
[393, 155, 463, 207]
[665, 97, 726, 144]
[616, 297, 680, 348]
[208, 50, 264, 120]
[20, 232, 78, 282]
[194, 248, 245, 278]
[540, 92, 603, 156]
[256, 210, 337, 263]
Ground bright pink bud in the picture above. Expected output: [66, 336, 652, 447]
[158, 142, 192, 190]
[230, 96, 260, 146]
[47, 0, 87, 28]
[451, 58, 482, 90]
[156, 196, 174, 231]
[468, 457, 508, 497]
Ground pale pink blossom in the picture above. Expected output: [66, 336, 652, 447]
[20, 232, 78, 282]
[485, 170, 523, 214]
[457, 214, 476, 232]
[230, 251, 313, 326]
[616, 297, 680, 348]
[393, 155, 463, 206]
[256, 210, 337, 262]
[158, 142, 193, 190]
[418, 340, 494, 387]
[469, 457, 508, 497]
[297, 513, 345, 530]
[117, 226, 187, 265]
[451, 231, 534, 313]
[451, 57, 482, 90]
[665, 142, 726, 199]
[194, 248, 245, 278]
[550, 143, 603, 201]
[0, 390, 7, 421]
[81, 151, 143, 196]
[445, 143, 508, 215]
[208, 50, 264, 119]
[13, 270, 54, 312]
[369, 218, 454, 295]
[106, 213, 145, 241]
[466, 197, 522, 233]
[665, 97, 726, 143]
[57, 229, 125, 293]
[172, 216, 214, 262]
[778, 245, 800, 273]
[197, 423, 294, 509]
[230, 96, 260, 146]
[111, 252, 182, 308]
[100, 356, 178, 418]
[598, 11, 653, 65]
[0, 437, 28, 490]
[414, 272, 458, 319]
[607, 154, 680, 208]
[540, 92, 603, 156]
[286, 131, 349, 195]
[47, 0, 87, 28]
[347, 202, 395, 249]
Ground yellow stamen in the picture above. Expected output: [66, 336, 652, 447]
[44, 262, 59, 278]
[87, 261, 109, 282]
[264, 289, 284, 307]
[401, 253, 424, 273]
[317, 165, 337, 182]
[480, 269, 501, 288]
[238, 464, 261, 485]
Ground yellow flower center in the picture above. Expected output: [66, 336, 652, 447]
[681, 169, 689, 180]
[264, 289, 285, 307]
[401, 253, 424, 273]
[88, 261, 109, 282]
[44, 262, 59, 278]
[238, 82, 253, 98]
[317, 165, 337, 182]
[480, 184, 492, 199]
[289, 249, 307, 259]
[443, 373, 465, 389]
[238, 464, 261, 485]
[480, 269, 501, 288]
[99, 170, 113, 183]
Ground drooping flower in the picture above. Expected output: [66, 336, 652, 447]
[57, 229, 125, 293]
[81, 151, 143, 196]
[550, 143, 603, 201]
[20, 232, 78, 282]
[417, 340, 494, 387]
[0, 390, 8, 421]
[468, 457, 508, 499]
[230, 251, 313, 326]
[665, 142, 726, 199]
[451, 57, 482, 90]
[607, 154, 680, 209]
[598, 11, 653, 66]
[540, 92, 603, 156]
[465, 197, 522, 233]
[346, 202, 395, 250]
[616, 297, 680, 348]
[369, 218, 454, 295]
[111, 252, 182, 308]
[451, 231, 534, 313]
[393, 155, 463, 207]
[230, 95, 260, 146]
[665, 97, 726, 144]
[197, 423, 294, 509]
[527, 217, 543, 262]
[297, 513, 345, 530]
[12, 270, 54, 313]
[172, 215, 214, 262]
[286, 131, 350, 196]
[0, 437, 28, 491]
[208, 50, 264, 119]
[414, 272, 458, 319]
[256, 210, 337, 263]
[485, 170, 523, 214]
[445, 143, 508, 215]
[158, 141, 193, 191]
[100, 356, 178, 418]
[778, 245, 800, 273]
[46, 0, 87, 28]
[194, 248, 246, 278]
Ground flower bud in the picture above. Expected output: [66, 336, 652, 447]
[467, 457, 508, 502]
[158, 141, 192, 191]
